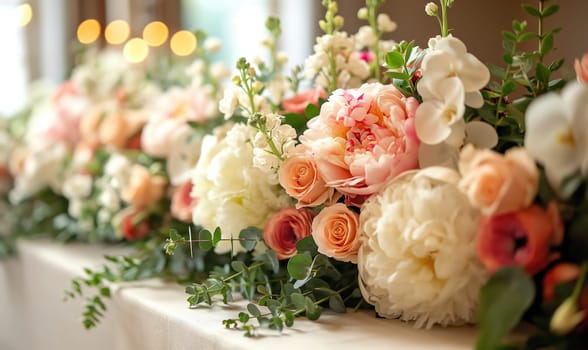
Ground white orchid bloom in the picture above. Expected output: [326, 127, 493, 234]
[415, 77, 465, 144]
[421, 36, 489, 108]
[525, 82, 588, 191]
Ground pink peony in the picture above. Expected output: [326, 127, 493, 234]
[170, 181, 197, 223]
[263, 207, 315, 260]
[279, 146, 338, 208]
[282, 88, 326, 115]
[311, 203, 360, 263]
[575, 53, 588, 84]
[476, 203, 563, 276]
[45, 81, 86, 146]
[300, 83, 420, 205]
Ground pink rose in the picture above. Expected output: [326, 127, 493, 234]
[300, 83, 420, 206]
[263, 207, 315, 260]
[476, 203, 562, 276]
[282, 88, 326, 115]
[121, 165, 167, 209]
[279, 147, 338, 208]
[575, 53, 588, 84]
[170, 181, 197, 223]
[311, 203, 360, 263]
[458, 145, 539, 216]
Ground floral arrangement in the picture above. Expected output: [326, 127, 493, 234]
[1, 0, 587, 349]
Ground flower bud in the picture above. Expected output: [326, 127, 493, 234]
[328, 2, 338, 14]
[247, 67, 256, 78]
[231, 75, 241, 85]
[333, 15, 344, 29]
[550, 298, 585, 335]
[446, 0, 455, 7]
[425, 2, 439, 16]
[277, 51, 289, 65]
[319, 20, 328, 32]
[357, 7, 368, 20]
[252, 81, 264, 94]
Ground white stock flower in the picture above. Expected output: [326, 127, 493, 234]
[425, 2, 439, 16]
[377, 14, 397, 33]
[358, 167, 487, 328]
[355, 26, 377, 48]
[525, 82, 588, 191]
[62, 173, 93, 200]
[191, 124, 291, 253]
[219, 86, 239, 119]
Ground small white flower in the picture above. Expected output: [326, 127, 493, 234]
[377, 14, 397, 33]
[355, 26, 377, 48]
[525, 82, 588, 191]
[425, 2, 439, 16]
[219, 86, 239, 119]
[203, 37, 222, 53]
[357, 7, 368, 20]
[62, 174, 93, 199]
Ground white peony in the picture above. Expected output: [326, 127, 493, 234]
[191, 123, 291, 254]
[358, 167, 487, 328]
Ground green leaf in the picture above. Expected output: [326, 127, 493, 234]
[385, 51, 404, 69]
[404, 41, 415, 63]
[541, 4, 560, 17]
[239, 312, 250, 323]
[99, 287, 111, 298]
[501, 79, 517, 96]
[522, 4, 541, 18]
[295, 236, 318, 255]
[282, 113, 308, 132]
[476, 267, 535, 350]
[287, 254, 312, 280]
[502, 54, 513, 65]
[304, 297, 322, 321]
[231, 260, 247, 273]
[247, 303, 261, 317]
[212, 227, 222, 247]
[501, 31, 516, 42]
[329, 295, 346, 313]
[535, 62, 550, 85]
[518, 32, 537, 43]
[386, 71, 410, 80]
[541, 32, 555, 56]
[197, 229, 213, 252]
[304, 103, 320, 119]
[290, 293, 306, 308]
[239, 227, 261, 251]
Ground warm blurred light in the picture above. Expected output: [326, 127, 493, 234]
[170, 30, 197, 56]
[123, 38, 149, 63]
[17, 3, 33, 27]
[77, 19, 101, 44]
[143, 21, 168, 47]
[105, 20, 130, 45]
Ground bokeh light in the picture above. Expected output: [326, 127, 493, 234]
[105, 20, 130, 45]
[77, 19, 101, 44]
[170, 30, 197, 56]
[142, 21, 169, 47]
[17, 3, 33, 27]
[123, 38, 149, 63]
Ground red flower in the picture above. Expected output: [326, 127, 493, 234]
[476, 204, 562, 275]
[543, 263, 581, 301]
[263, 207, 315, 260]
[121, 210, 151, 241]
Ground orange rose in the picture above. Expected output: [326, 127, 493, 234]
[476, 203, 562, 276]
[575, 53, 588, 84]
[170, 181, 197, 223]
[282, 88, 326, 115]
[121, 165, 167, 209]
[311, 203, 361, 263]
[279, 148, 337, 208]
[458, 145, 539, 216]
[263, 207, 315, 260]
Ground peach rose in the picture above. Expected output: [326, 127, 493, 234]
[575, 53, 588, 84]
[263, 207, 315, 260]
[476, 203, 562, 276]
[312, 203, 361, 263]
[279, 148, 338, 208]
[282, 88, 326, 115]
[121, 165, 167, 209]
[170, 181, 197, 223]
[99, 112, 129, 148]
[458, 145, 539, 216]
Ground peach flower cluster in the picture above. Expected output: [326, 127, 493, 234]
[299, 82, 420, 205]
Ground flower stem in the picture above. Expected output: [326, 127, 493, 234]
[440, 0, 449, 37]
[367, 1, 381, 81]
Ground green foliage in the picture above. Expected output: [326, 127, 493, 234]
[476, 267, 535, 350]
[384, 41, 423, 98]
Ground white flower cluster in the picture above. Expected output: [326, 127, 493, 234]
[191, 123, 291, 253]
[358, 167, 488, 328]
[415, 35, 496, 168]
[219, 85, 270, 120]
[94, 153, 131, 224]
[251, 114, 297, 184]
[304, 32, 370, 89]
[62, 173, 93, 219]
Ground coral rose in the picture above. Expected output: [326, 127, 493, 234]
[300, 83, 420, 206]
[575, 53, 588, 84]
[121, 165, 167, 209]
[279, 147, 337, 208]
[542, 263, 581, 301]
[476, 203, 563, 276]
[263, 207, 315, 260]
[311, 203, 360, 263]
[120, 209, 151, 241]
[170, 181, 197, 223]
[282, 88, 326, 114]
[458, 145, 539, 216]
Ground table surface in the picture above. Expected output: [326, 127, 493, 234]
[0, 239, 480, 350]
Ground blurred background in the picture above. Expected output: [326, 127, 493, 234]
[2, 0, 587, 116]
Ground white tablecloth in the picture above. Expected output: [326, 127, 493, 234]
[0, 239, 479, 350]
